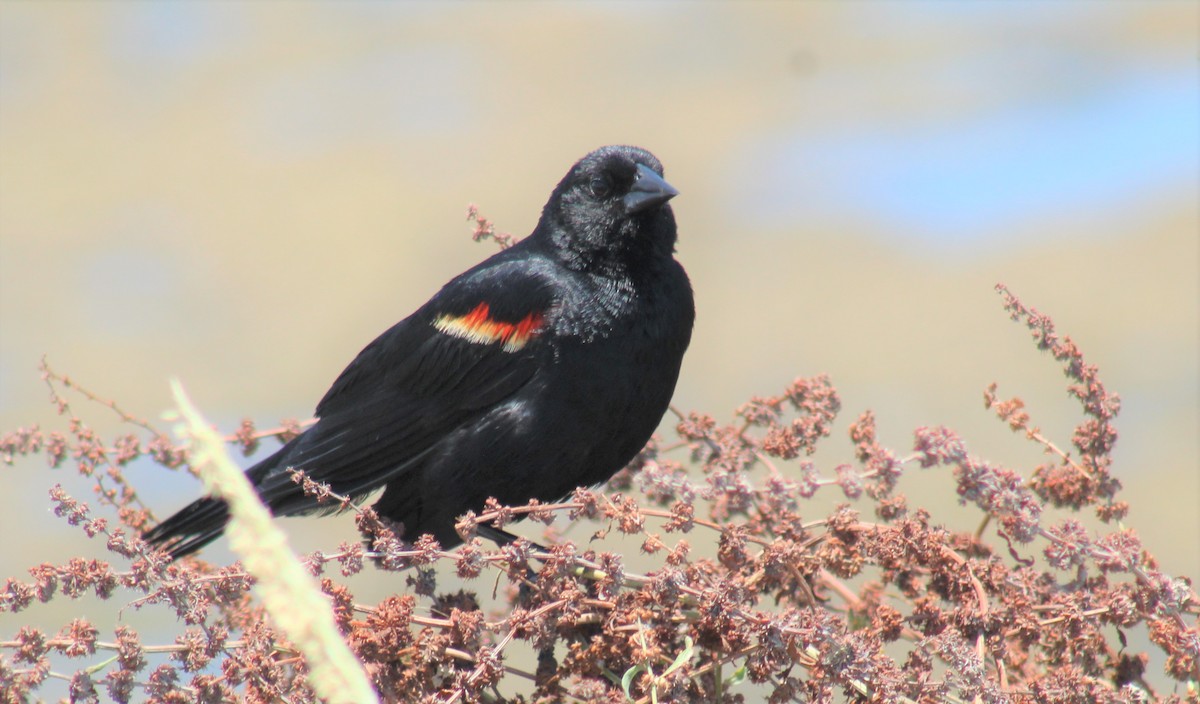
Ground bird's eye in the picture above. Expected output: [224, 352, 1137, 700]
[585, 175, 612, 200]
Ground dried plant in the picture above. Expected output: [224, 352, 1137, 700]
[2, 216, 1197, 703]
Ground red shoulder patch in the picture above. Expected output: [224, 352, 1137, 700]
[433, 303, 544, 352]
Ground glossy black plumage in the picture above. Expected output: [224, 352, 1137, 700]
[144, 146, 694, 559]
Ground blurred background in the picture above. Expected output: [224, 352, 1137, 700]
[1, 1, 1196, 695]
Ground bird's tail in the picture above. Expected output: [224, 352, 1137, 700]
[142, 495, 231, 560]
[142, 436, 298, 560]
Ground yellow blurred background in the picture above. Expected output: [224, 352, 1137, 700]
[1, 1, 1196, 695]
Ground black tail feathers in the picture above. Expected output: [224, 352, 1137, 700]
[142, 496, 231, 560]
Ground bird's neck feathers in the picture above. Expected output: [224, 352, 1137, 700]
[532, 206, 678, 280]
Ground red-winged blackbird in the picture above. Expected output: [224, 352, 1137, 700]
[144, 145, 694, 559]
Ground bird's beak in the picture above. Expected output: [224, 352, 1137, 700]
[624, 163, 679, 214]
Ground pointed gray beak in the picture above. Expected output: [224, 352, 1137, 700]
[624, 163, 679, 214]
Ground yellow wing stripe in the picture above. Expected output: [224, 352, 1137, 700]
[433, 303, 544, 352]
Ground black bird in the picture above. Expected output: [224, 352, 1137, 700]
[144, 145, 694, 559]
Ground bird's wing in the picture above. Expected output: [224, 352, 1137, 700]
[253, 256, 560, 511]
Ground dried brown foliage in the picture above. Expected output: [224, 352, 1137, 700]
[3, 263, 1197, 703]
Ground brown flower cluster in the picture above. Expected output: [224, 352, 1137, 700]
[2, 286, 1197, 703]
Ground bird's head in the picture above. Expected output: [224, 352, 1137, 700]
[539, 145, 679, 271]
